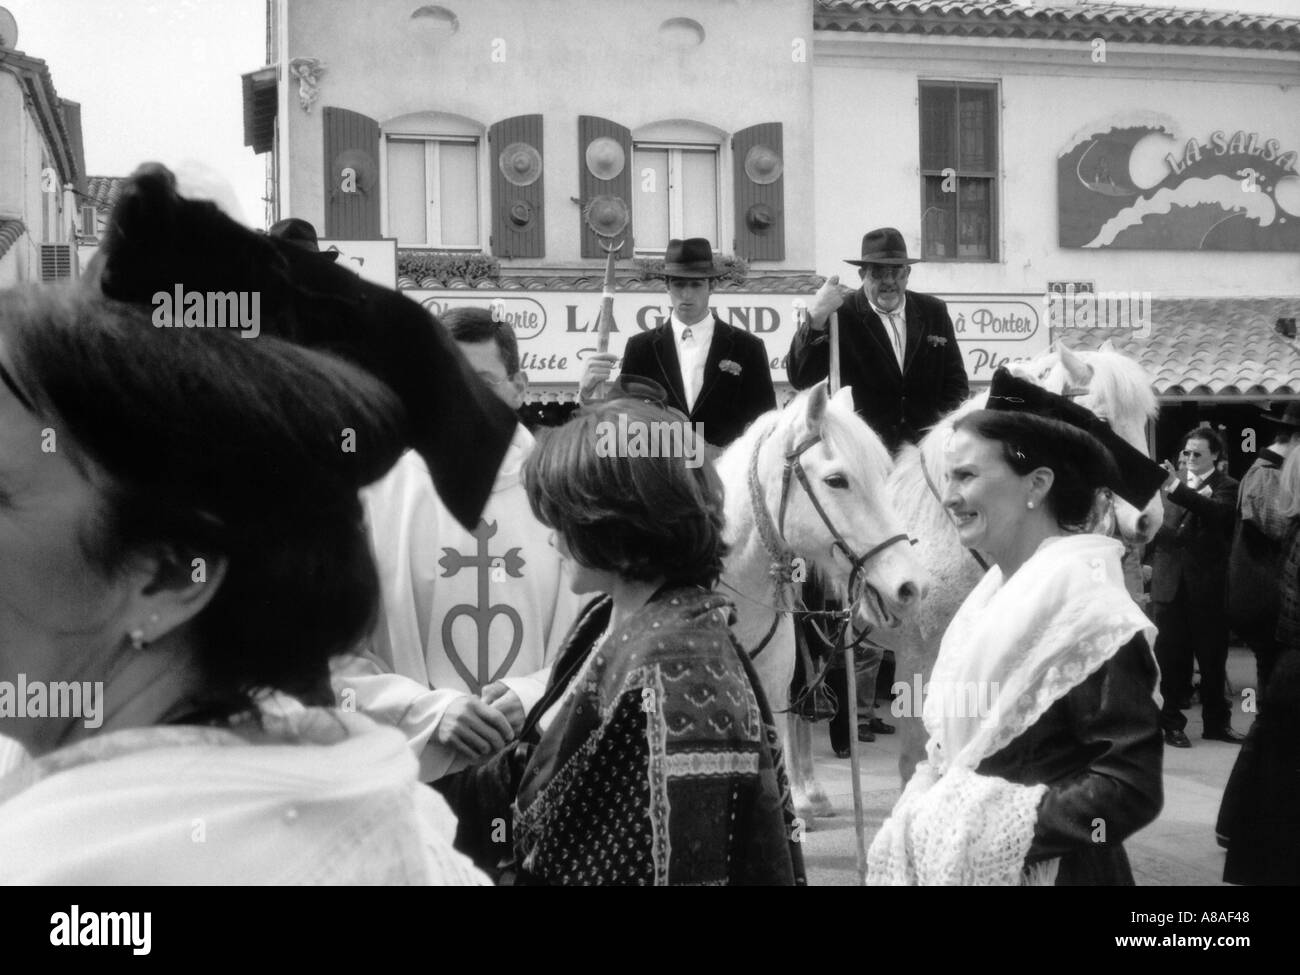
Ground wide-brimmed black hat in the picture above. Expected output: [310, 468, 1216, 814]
[844, 227, 922, 267]
[985, 367, 1167, 510]
[1260, 401, 1300, 429]
[661, 238, 726, 279]
[268, 217, 339, 261]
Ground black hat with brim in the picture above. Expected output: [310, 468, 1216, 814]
[661, 237, 726, 279]
[985, 367, 1167, 510]
[1260, 401, 1300, 429]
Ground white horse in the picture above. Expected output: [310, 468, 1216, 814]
[888, 341, 1164, 781]
[717, 381, 926, 819]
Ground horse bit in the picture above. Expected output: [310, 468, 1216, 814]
[734, 426, 913, 661]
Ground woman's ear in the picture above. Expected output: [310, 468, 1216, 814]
[1029, 466, 1055, 508]
[121, 546, 229, 647]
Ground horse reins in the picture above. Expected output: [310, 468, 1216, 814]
[736, 427, 912, 661]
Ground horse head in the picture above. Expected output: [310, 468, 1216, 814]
[762, 382, 927, 629]
[1006, 340, 1163, 544]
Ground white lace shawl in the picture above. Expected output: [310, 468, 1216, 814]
[868, 534, 1158, 886]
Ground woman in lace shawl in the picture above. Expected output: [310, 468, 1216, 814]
[868, 368, 1167, 886]
[0, 287, 485, 884]
[438, 393, 804, 885]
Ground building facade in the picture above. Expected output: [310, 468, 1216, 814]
[0, 8, 86, 286]
[246, 0, 1300, 452]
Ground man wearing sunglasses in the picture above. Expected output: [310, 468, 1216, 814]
[787, 227, 968, 453]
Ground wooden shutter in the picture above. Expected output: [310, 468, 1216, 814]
[489, 114, 545, 258]
[323, 107, 381, 239]
[732, 122, 785, 261]
[577, 115, 632, 259]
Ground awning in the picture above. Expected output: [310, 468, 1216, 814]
[1056, 297, 1300, 399]
[241, 65, 278, 154]
[0, 219, 26, 264]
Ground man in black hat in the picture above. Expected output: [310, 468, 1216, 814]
[788, 228, 968, 752]
[578, 237, 775, 449]
[1228, 402, 1300, 699]
[787, 227, 968, 453]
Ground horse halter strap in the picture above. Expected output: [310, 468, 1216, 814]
[777, 433, 911, 599]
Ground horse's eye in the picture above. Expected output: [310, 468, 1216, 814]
[824, 473, 849, 489]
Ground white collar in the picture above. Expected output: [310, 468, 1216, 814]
[671, 312, 714, 342]
[866, 294, 907, 321]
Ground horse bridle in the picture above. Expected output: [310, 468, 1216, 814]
[740, 426, 913, 660]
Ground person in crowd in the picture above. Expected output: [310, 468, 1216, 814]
[333, 307, 582, 782]
[789, 228, 970, 753]
[0, 286, 484, 884]
[577, 237, 776, 450]
[1227, 403, 1300, 698]
[868, 368, 1164, 885]
[1149, 426, 1242, 747]
[438, 395, 804, 885]
[1217, 446, 1300, 882]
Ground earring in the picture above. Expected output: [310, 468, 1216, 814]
[1027, 500, 1035, 510]
[128, 613, 161, 651]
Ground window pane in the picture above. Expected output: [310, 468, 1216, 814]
[387, 139, 427, 245]
[957, 177, 992, 259]
[919, 85, 955, 172]
[634, 148, 670, 250]
[438, 141, 479, 247]
[959, 87, 996, 172]
[680, 149, 718, 246]
[921, 175, 955, 259]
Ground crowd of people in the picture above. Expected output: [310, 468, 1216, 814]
[0, 169, 1293, 885]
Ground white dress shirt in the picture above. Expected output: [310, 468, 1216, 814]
[672, 312, 714, 411]
[867, 296, 907, 370]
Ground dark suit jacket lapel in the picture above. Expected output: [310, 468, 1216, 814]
[690, 313, 733, 419]
[649, 323, 690, 414]
[851, 291, 902, 379]
[901, 292, 928, 375]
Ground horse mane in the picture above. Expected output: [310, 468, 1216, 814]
[1075, 348, 1159, 422]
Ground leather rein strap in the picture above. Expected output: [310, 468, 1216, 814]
[743, 427, 912, 660]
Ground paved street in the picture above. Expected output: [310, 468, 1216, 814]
[801, 647, 1259, 886]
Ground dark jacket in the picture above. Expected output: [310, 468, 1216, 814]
[1149, 469, 1239, 605]
[619, 313, 776, 449]
[786, 288, 968, 451]
[977, 635, 1164, 885]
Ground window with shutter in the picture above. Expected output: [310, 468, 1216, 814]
[385, 136, 481, 248]
[632, 144, 719, 253]
[489, 114, 544, 259]
[919, 83, 998, 261]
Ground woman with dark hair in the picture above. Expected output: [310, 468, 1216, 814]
[868, 369, 1165, 885]
[440, 394, 803, 885]
[0, 286, 485, 884]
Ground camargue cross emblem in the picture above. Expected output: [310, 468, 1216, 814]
[439, 521, 526, 693]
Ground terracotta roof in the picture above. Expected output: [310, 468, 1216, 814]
[815, 1, 1300, 52]
[1056, 297, 1300, 397]
[397, 273, 825, 293]
[83, 176, 127, 214]
[0, 219, 26, 263]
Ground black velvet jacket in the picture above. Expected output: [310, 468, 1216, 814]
[976, 635, 1164, 885]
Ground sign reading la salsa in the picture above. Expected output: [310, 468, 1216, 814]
[408, 290, 1048, 385]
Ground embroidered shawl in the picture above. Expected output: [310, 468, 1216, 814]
[511, 586, 804, 885]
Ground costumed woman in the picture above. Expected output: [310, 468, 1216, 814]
[868, 368, 1168, 885]
[437, 386, 805, 885]
[0, 286, 486, 884]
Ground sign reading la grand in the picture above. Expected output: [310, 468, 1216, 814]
[407, 290, 1049, 384]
